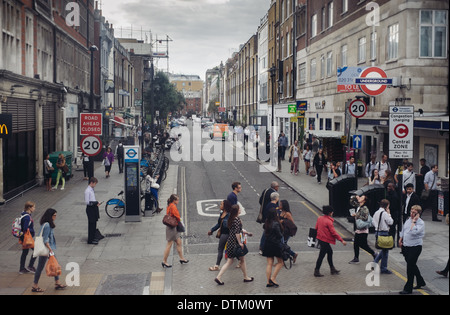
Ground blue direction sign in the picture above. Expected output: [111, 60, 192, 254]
[353, 135, 362, 149]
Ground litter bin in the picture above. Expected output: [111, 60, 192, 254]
[49, 151, 73, 184]
[326, 174, 358, 217]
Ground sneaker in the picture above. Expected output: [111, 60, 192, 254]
[60, 187, 65, 190]
[349, 258, 360, 264]
[19, 269, 30, 274]
[381, 269, 393, 274]
[27, 267, 36, 273]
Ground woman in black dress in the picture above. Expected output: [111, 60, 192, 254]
[214, 205, 254, 285]
[263, 208, 284, 287]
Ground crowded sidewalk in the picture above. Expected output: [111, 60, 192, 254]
[262, 152, 449, 295]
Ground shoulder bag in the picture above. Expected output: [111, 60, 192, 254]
[162, 214, 178, 228]
[375, 211, 394, 250]
[256, 189, 269, 224]
[421, 174, 436, 200]
[162, 206, 178, 228]
[33, 223, 50, 258]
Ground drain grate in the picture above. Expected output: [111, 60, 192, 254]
[104, 233, 123, 238]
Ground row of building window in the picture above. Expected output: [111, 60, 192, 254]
[299, 10, 447, 85]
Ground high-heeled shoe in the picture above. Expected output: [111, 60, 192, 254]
[180, 259, 189, 264]
[161, 262, 172, 268]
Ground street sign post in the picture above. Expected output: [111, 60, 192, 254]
[357, 67, 391, 97]
[80, 135, 102, 157]
[353, 135, 362, 150]
[389, 106, 414, 159]
[349, 99, 368, 118]
[80, 113, 102, 136]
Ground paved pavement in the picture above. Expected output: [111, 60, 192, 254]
[0, 148, 448, 296]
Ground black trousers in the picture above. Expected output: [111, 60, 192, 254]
[402, 245, 425, 292]
[423, 190, 439, 220]
[353, 233, 376, 259]
[86, 205, 99, 243]
[315, 240, 334, 270]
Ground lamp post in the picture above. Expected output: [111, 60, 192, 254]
[269, 65, 277, 164]
[89, 45, 98, 113]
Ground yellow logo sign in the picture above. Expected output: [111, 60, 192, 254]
[0, 124, 8, 135]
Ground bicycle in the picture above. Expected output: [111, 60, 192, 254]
[141, 175, 162, 216]
[105, 191, 126, 218]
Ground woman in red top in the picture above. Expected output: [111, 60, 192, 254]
[162, 194, 189, 268]
[314, 206, 347, 277]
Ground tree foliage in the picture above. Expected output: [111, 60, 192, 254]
[145, 71, 185, 120]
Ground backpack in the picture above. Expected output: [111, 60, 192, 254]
[12, 214, 29, 238]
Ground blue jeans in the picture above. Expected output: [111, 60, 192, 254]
[374, 231, 390, 272]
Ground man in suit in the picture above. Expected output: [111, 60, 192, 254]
[402, 183, 421, 224]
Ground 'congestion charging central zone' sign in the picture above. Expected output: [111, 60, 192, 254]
[389, 106, 414, 159]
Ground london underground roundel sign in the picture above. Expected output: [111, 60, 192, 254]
[357, 67, 389, 97]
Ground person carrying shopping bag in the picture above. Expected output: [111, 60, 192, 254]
[162, 194, 189, 268]
[314, 206, 347, 277]
[373, 199, 394, 274]
[214, 204, 254, 285]
[53, 153, 67, 190]
[31, 208, 66, 293]
[18, 201, 37, 274]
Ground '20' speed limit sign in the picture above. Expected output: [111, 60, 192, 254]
[349, 99, 368, 118]
[80, 135, 102, 157]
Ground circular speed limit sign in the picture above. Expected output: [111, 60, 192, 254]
[81, 135, 102, 157]
[349, 99, 368, 118]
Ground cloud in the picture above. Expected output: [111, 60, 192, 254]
[101, 0, 269, 78]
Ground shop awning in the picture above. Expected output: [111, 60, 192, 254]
[111, 116, 133, 128]
[309, 130, 344, 139]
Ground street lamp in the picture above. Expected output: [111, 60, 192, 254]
[89, 45, 98, 113]
[268, 65, 277, 164]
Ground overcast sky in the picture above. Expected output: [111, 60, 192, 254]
[100, 0, 271, 80]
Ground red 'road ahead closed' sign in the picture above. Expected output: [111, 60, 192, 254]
[80, 113, 102, 136]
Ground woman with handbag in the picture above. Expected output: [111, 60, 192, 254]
[373, 199, 394, 274]
[53, 153, 66, 191]
[162, 194, 188, 268]
[103, 147, 114, 178]
[208, 200, 231, 271]
[214, 205, 254, 285]
[349, 195, 376, 264]
[32, 208, 67, 293]
[279, 200, 298, 263]
[19, 201, 36, 274]
[262, 208, 284, 287]
[288, 140, 300, 175]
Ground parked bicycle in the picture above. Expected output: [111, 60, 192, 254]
[105, 191, 126, 218]
[105, 189, 161, 219]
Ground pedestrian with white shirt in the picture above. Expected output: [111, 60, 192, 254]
[377, 154, 391, 181]
[84, 177, 102, 245]
[343, 156, 357, 176]
[401, 162, 416, 194]
[373, 199, 394, 274]
[288, 140, 300, 175]
[423, 165, 441, 222]
[398, 205, 426, 294]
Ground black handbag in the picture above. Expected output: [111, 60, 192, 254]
[176, 221, 186, 233]
[234, 244, 249, 258]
